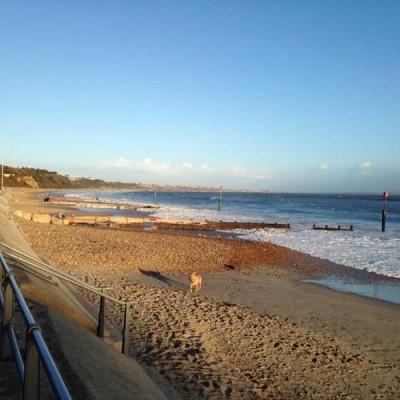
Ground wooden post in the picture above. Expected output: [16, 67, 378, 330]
[382, 192, 389, 232]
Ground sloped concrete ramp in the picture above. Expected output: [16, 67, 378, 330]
[0, 189, 180, 399]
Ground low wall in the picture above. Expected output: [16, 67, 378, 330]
[13, 209, 291, 231]
[13, 209, 208, 227]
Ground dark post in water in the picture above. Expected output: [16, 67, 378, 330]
[381, 191, 389, 232]
[217, 186, 223, 211]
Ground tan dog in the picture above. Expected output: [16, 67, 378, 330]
[189, 272, 202, 293]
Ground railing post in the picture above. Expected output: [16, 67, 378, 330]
[0, 251, 72, 399]
[23, 326, 41, 400]
[0, 261, 4, 288]
[97, 295, 105, 338]
[1, 276, 14, 360]
[122, 302, 130, 354]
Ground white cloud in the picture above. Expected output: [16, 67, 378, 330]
[182, 162, 194, 169]
[102, 157, 205, 176]
[103, 157, 131, 168]
[100, 157, 273, 186]
[143, 158, 152, 165]
[360, 161, 372, 170]
[358, 161, 373, 174]
[102, 157, 172, 174]
[228, 166, 272, 181]
[200, 164, 213, 172]
[318, 163, 328, 171]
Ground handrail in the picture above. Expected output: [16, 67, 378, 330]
[0, 242, 134, 354]
[0, 242, 125, 305]
[0, 251, 72, 399]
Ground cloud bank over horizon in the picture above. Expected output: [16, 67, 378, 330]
[4, 155, 399, 193]
[100, 157, 273, 188]
[79, 156, 397, 193]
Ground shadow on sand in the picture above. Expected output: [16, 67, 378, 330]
[138, 268, 187, 290]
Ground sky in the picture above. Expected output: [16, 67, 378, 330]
[1, 1, 399, 193]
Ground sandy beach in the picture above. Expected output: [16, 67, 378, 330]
[7, 189, 400, 399]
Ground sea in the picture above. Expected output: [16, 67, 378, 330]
[56, 190, 400, 283]
[50, 189, 400, 304]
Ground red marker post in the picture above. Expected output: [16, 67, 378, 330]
[382, 191, 389, 232]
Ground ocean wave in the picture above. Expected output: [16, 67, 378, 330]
[54, 190, 400, 279]
[233, 228, 400, 279]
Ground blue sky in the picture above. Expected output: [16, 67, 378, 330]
[1, 1, 399, 192]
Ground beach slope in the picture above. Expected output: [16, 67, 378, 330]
[3, 188, 400, 399]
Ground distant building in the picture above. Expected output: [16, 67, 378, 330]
[69, 176, 95, 181]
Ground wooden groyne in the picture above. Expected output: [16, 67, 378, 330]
[13, 210, 290, 231]
[147, 221, 290, 231]
[43, 197, 150, 211]
[312, 224, 353, 231]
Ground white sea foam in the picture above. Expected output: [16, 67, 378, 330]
[150, 204, 400, 278]
[150, 205, 259, 222]
[234, 227, 400, 279]
[57, 190, 400, 279]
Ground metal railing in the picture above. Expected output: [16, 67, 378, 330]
[0, 251, 72, 400]
[0, 242, 133, 354]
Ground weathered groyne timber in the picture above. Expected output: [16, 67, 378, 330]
[13, 209, 290, 230]
[155, 221, 291, 231]
[9, 195, 291, 230]
[44, 196, 151, 211]
[312, 224, 354, 231]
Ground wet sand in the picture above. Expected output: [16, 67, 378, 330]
[8, 189, 400, 399]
